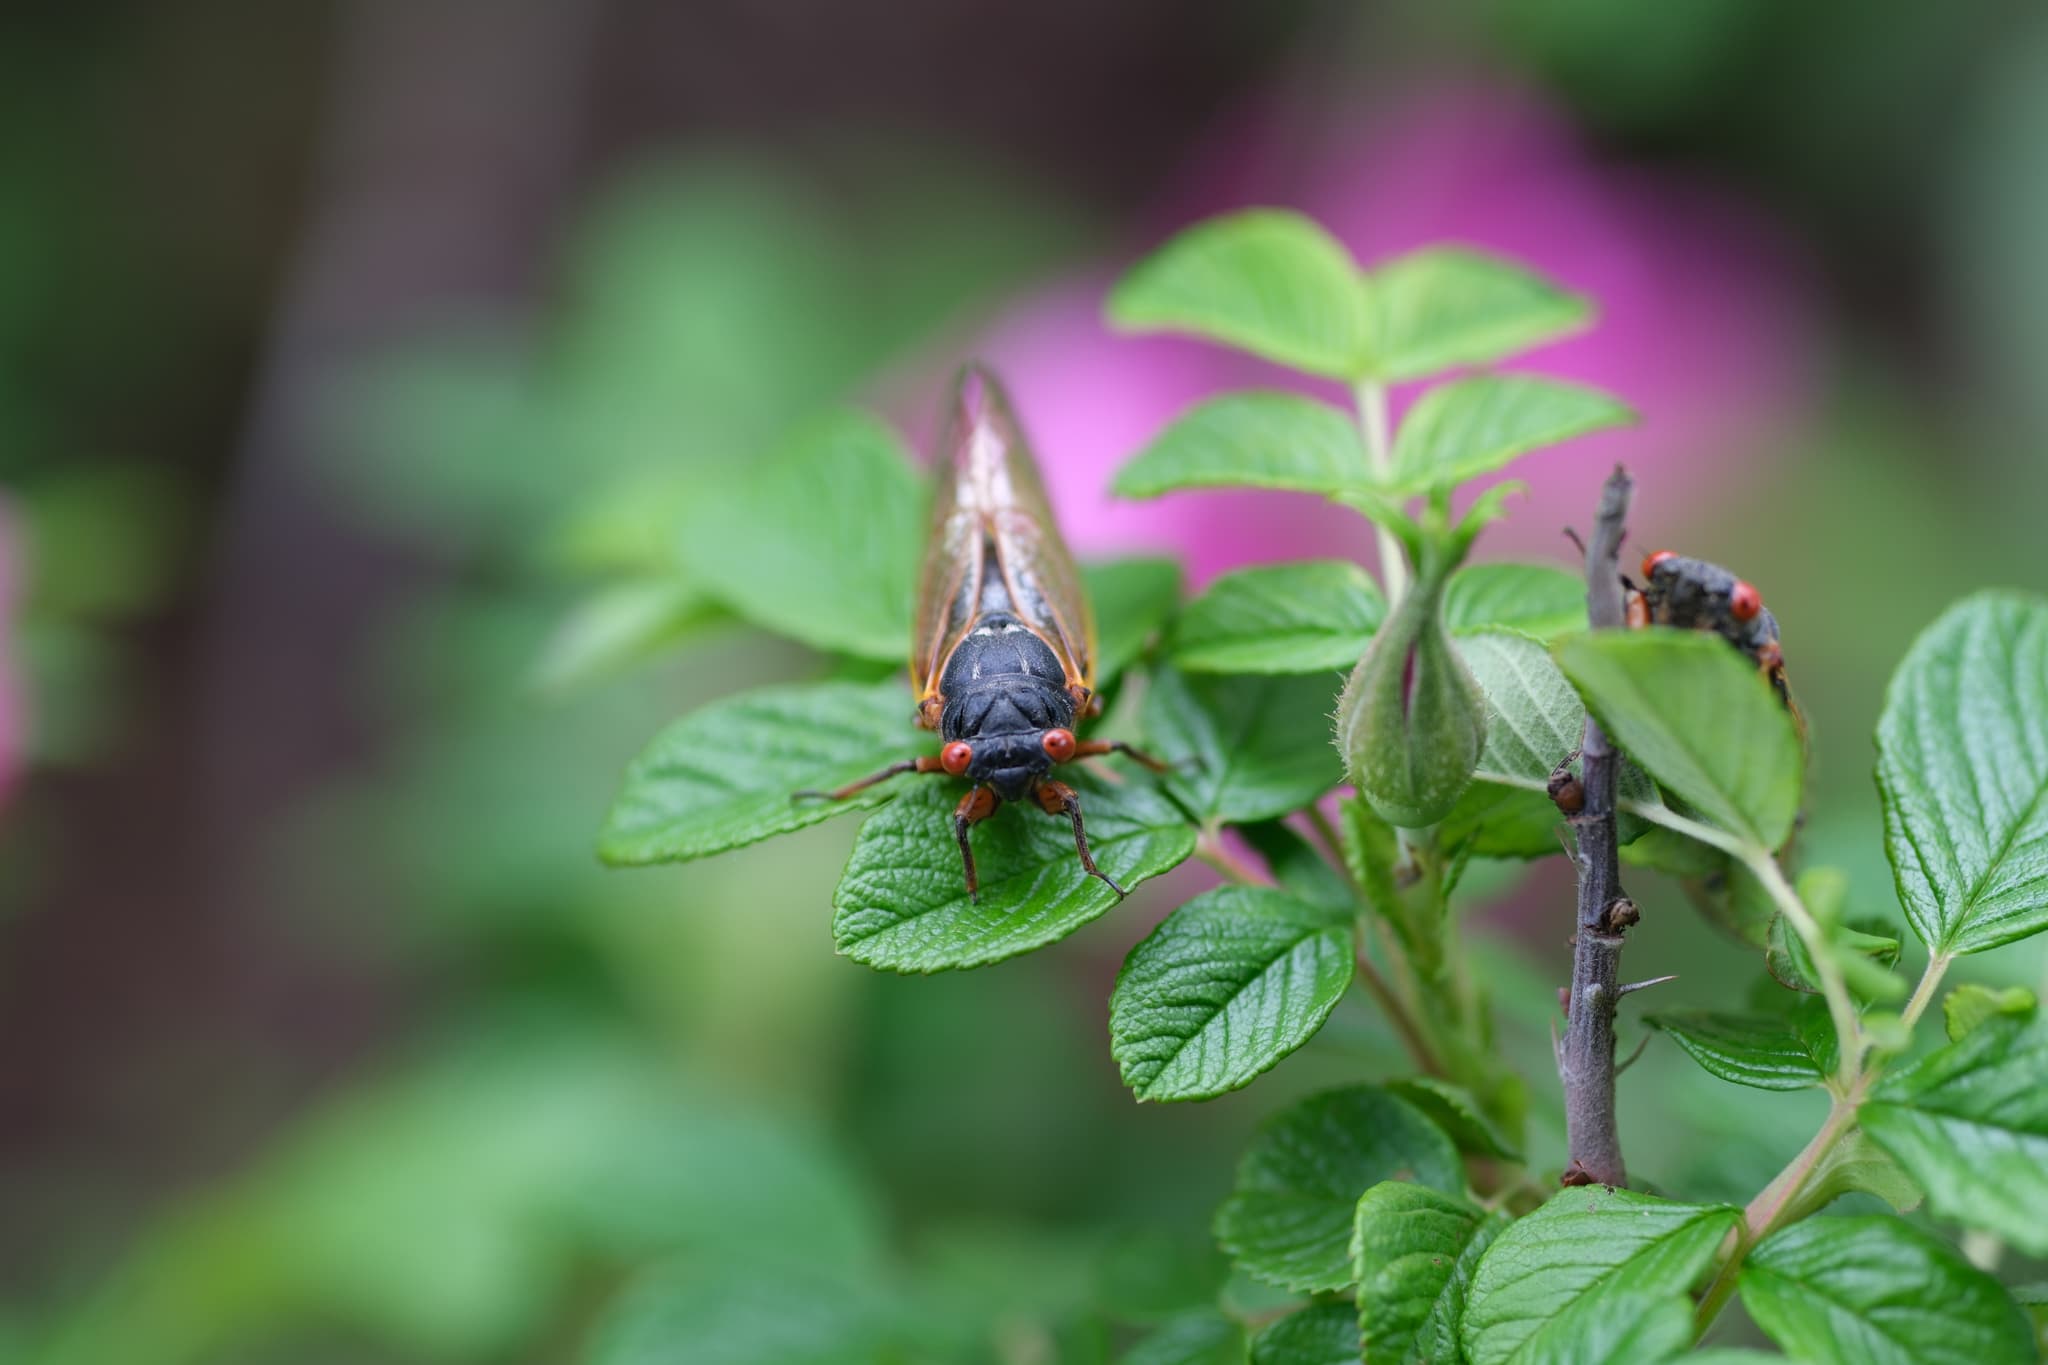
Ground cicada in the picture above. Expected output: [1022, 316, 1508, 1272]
[798, 364, 1165, 902]
[1628, 550, 1793, 713]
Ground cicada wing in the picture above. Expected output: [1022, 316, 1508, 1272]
[911, 366, 1097, 715]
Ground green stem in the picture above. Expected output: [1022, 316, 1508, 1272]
[1695, 1098, 1858, 1334]
[1194, 828, 1268, 886]
[1899, 952, 1953, 1035]
[1354, 379, 1408, 603]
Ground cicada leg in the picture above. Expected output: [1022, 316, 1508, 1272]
[1071, 737, 1170, 774]
[1035, 779, 1125, 899]
[794, 755, 945, 802]
[954, 785, 999, 903]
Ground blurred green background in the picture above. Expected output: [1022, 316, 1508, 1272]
[3, 1, 2047, 1361]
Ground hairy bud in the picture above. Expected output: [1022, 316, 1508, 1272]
[1334, 562, 1487, 828]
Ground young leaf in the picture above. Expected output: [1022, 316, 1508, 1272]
[1351, 1182, 1506, 1365]
[677, 411, 923, 660]
[1645, 1003, 1835, 1091]
[1876, 591, 2048, 955]
[1942, 983, 2036, 1041]
[1555, 629, 1802, 850]
[1387, 375, 1631, 492]
[1215, 1087, 1462, 1293]
[1738, 1215, 2034, 1365]
[1119, 1309, 1247, 1365]
[1800, 1129, 1922, 1218]
[1443, 562, 1587, 640]
[1110, 887, 1355, 1102]
[1086, 557, 1183, 682]
[599, 681, 914, 864]
[1765, 913, 1903, 1000]
[1382, 1077, 1523, 1161]
[1107, 210, 1373, 379]
[1173, 561, 1384, 674]
[832, 773, 1195, 973]
[1143, 667, 1346, 825]
[1366, 247, 1592, 382]
[1859, 1011, 2048, 1254]
[1460, 1187, 1740, 1365]
[1112, 393, 1369, 500]
[1249, 1302, 1361, 1365]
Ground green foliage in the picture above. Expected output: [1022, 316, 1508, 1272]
[1109, 887, 1354, 1101]
[1248, 1302, 1362, 1365]
[1555, 629, 1803, 850]
[600, 681, 913, 864]
[1646, 1003, 1836, 1091]
[1860, 1011, 2048, 1254]
[1382, 1077, 1523, 1160]
[1119, 1310, 1247, 1365]
[1737, 1216, 2035, 1365]
[1215, 1087, 1462, 1293]
[676, 412, 924, 660]
[1106, 209, 1374, 378]
[1174, 560, 1385, 674]
[1351, 1182, 1506, 1365]
[1942, 983, 2036, 1040]
[1112, 392, 1371, 499]
[832, 773, 1195, 972]
[1387, 374, 1632, 492]
[1443, 562, 1588, 639]
[1876, 591, 2048, 955]
[1461, 1188, 1739, 1365]
[1364, 246, 1593, 381]
[1087, 557, 1185, 680]
[1142, 668, 1346, 824]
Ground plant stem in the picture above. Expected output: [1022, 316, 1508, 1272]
[1354, 944, 1441, 1076]
[1899, 952, 1953, 1034]
[1558, 465, 1636, 1188]
[1694, 1098, 1857, 1333]
[1194, 828, 1268, 886]
[1353, 379, 1408, 603]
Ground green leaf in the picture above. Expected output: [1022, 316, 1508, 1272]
[1383, 1078, 1523, 1161]
[831, 772, 1195, 972]
[1387, 375, 1631, 492]
[1107, 209, 1372, 378]
[1086, 557, 1183, 682]
[1645, 1003, 1836, 1091]
[1351, 1182, 1506, 1365]
[1555, 629, 1802, 850]
[1119, 1309, 1246, 1365]
[1943, 984, 2037, 1041]
[1739, 1215, 2034, 1365]
[1876, 591, 2048, 955]
[1216, 1087, 1462, 1293]
[1173, 561, 1384, 674]
[1366, 247, 1592, 382]
[1461, 1187, 1740, 1365]
[1143, 667, 1346, 825]
[1800, 1129, 1922, 1218]
[599, 681, 913, 864]
[1510, 1290, 1696, 1365]
[1444, 563, 1587, 640]
[1113, 393, 1369, 500]
[1861, 1011, 2048, 1254]
[1110, 888, 1355, 1101]
[1446, 629, 1657, 858]
[1239, 820, 1353, 912]
[677, 412, 922, 660]
[1249, 1302, 1361, 1365]
[1765, 913, 1903, 1000]
[531, 578, 724, 693]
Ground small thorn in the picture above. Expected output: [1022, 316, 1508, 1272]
[1617, 974, 1678, 997]
[1615, 1032, 1652, 1075]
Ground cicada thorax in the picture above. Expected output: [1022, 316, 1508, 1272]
[1631, 551, 1794, 714]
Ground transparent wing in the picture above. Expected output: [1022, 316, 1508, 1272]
[909, 365, 1095, 710]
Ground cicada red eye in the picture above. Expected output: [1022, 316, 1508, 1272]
[1730, 580, 1762, 621]
[1641, 549, 1678, 579]
[941, 742, 974, 776]
[1041, 728, 1076, 762]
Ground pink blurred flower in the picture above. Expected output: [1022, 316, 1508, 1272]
[927, 78, 1813, 582]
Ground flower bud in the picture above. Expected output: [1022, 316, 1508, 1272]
[1335, 562, 1487, 828]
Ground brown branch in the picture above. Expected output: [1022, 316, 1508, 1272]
[1557, 465, 1637, 1188]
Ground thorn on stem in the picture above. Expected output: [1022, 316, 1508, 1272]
[1617, 974, 1678, 997]
[1615, 1032, 1652, 1075]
